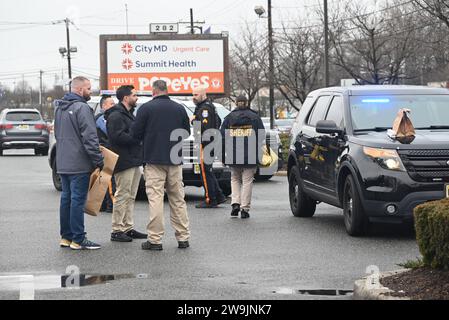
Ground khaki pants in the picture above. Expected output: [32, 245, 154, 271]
[231, 167, 257, 211]
[144, 164, 190, 244]
[112, 167, 141, 233]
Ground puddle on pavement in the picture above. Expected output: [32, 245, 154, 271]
[273, 288, 353, 296]
[0, 273, 148, 291]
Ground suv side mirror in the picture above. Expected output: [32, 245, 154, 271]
[316, 120, 344, 135]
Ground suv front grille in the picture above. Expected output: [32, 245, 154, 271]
[398, 149, 449, 182]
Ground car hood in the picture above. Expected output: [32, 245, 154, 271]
[350, 130, 449, 149]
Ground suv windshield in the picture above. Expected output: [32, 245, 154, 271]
[6, 112, 41, 122]
[350, 95, 449, 131]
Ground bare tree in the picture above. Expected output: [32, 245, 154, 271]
[274, 24, 323, 107]
[407, 0, 449, 83]
[412, 0, 449, 27]
[229, 23, 268, 107]
[329, 1, 420, 84]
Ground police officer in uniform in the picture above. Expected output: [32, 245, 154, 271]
[191, 86, 227, 208]
[220, 95, 265, 219]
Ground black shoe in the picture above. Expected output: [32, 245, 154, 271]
[125, 229, 147, 239]
[111, 232, 133, 242]
[216, 194, 227, 205]
[178, 241, 190, 249]
[70, 238, 101, 250]
[231, 203, 240, 217]
[241, 210, 250, 219]
[141, 241, 163, 251]
[195, 201, 218, 208]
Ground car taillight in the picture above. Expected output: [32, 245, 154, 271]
[35, 124, 47, 130]
[0, 124, 13, 130]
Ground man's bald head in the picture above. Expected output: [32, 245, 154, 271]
[70, 76, 92, 101]
[192, 85, 207, 105]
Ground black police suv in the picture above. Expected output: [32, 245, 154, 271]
[287, 85, 449, 236]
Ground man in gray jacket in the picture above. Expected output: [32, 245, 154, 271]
[54, 76, 104, 250]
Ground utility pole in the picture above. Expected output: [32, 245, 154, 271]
[324, 0, 330, 87]
[190, 8, 194, 34]
[39, 70, 43, 113]
[125, 4, 129, 34]
[65, 18, 72, 80]
[268, 0, 275, 130]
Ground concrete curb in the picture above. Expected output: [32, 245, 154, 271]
[353, 269, 411, 300]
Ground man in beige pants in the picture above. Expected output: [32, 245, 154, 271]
[220, 95, 265, 218]
[132, 80, 191, 250]
[105, 85, 146, 242]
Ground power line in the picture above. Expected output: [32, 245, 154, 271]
[273, 0, 419, 33]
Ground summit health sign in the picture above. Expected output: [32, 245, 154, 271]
[100, 34, 229, 95]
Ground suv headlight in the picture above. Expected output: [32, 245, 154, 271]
[363, 147, 406, 171]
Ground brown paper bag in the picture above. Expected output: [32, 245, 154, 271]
[84, 146, 119, 216]
[392, 108, 415, 138]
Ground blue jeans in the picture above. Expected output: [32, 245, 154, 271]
[60, 173, 90, 244]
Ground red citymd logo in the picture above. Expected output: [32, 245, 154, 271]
[121, 43, 133, 55]
[122, 58, 133, 70]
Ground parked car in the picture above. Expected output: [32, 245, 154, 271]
[275, 118, 295, 135]
[49, 95, 232, 196]
[287, 85, 449, 236]
[261, 117, 294, 135]
[0, 108, 49, 156]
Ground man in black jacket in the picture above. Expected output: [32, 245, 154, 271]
[220, 95, 265, 219]
[191, 86, 226, 208]
[105, 85, 146, 242]
[132, 80, 191, 251]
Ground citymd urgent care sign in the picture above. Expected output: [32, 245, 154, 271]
[100, 34, 229, 95]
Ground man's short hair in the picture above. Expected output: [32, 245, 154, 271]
[236, 95, 248, 108]
[100, 95, 112, 108]
[71, 76, 90, 89]
[152, 80, 168, 93]
[116, 85, 135, 102]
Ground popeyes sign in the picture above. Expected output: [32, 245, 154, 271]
[100, 34, 229, 95]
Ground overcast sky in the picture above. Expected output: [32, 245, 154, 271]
[0, 0, 380, 90]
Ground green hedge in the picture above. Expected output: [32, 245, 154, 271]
[414, 198, 449, 269]
[279, 133, 290, 165]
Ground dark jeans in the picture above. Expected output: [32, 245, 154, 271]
[60, 173, 90, 244]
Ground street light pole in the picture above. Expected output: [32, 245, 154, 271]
[65, 18, 72, 80]
[324, 0, 330, 87]
[267, 0, 275, 130]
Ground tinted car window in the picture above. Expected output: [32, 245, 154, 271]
[325, 96, 344, 128]
[350, 95, 449, 130]
[308, 96, 331, 126]
[6, 112, 41, 121]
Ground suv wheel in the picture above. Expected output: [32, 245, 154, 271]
[343, 175, 368, 236]
[289, 166, 316, 217]
[52, 160, 62, 191]
[0, 147, 3, 156]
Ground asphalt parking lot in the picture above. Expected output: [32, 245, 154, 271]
[0, 149, 420, 300]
